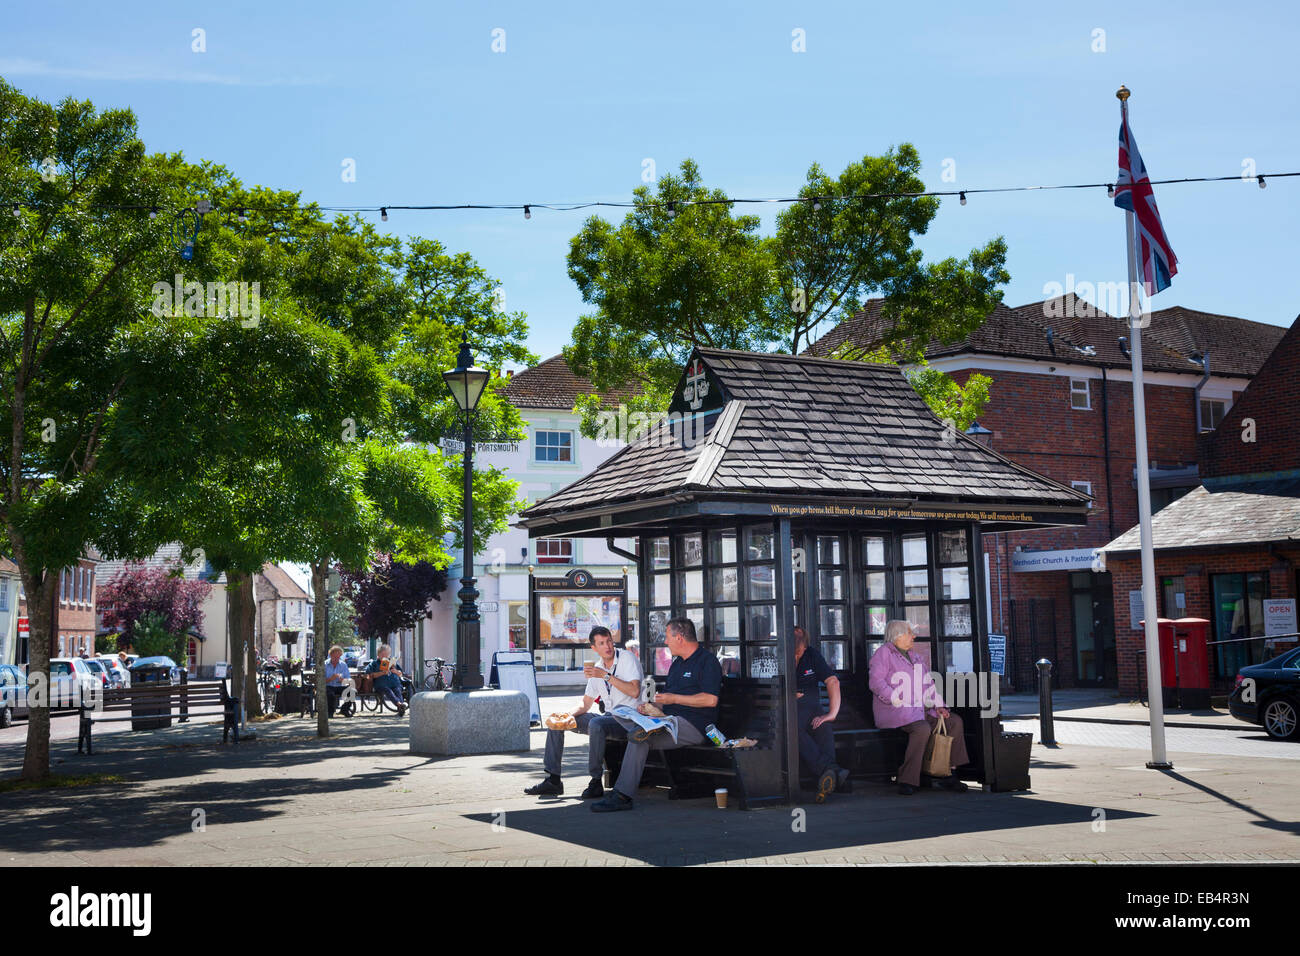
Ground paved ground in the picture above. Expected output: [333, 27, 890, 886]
[1, 691, 1296, 866]
[1001, 688, 1246, 730]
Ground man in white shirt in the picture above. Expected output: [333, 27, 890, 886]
[525, 626, 643, 799]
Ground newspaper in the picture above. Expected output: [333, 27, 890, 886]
[610, 704, 680, 744]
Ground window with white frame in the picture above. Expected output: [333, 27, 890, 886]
[536, 538, 574, 565]
[1200, 398, 1227, 430]
[534, 430, 573, 463]
[1070, 378, 1091, 410]
[0, 578, 8, 612]
[1071, 481, 1093, 502]
[281, 602, 286, 625]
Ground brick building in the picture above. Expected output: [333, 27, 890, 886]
[1100, 314, 1300, 697]
[809, 295, 1288, 690]
[13, 556, 101, 662]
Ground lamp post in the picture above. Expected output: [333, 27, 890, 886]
[443, 338, 490, 691]
[965, 421, 994, 448]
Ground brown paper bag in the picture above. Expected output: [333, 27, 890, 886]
[923, 715, 953, 778]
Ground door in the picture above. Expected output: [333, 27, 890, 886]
[1072, 572, 1117, 686]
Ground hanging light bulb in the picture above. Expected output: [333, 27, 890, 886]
[11, 202, 19, 217]
[1257, 175, 1267, 189]
[380, 206, 389, 221]
[523, 205, 531, 220]
[812, 196, 821, 211]
[149, 206, 159, 219]
[237, 207, 247, 223]
[1107, 184, 1115, 199]
[959, 191, 967, 206]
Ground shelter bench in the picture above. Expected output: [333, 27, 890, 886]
[77, 678, 241, 755]
[604, 676, 786, 810]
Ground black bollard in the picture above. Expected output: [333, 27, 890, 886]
[179, 668, 189, 723]
[1036, 658, 1055, 745]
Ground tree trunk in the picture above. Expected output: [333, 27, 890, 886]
[227, 570, 261, 718]
[312, 561, 330, 737]
[18, 569, 53, 781]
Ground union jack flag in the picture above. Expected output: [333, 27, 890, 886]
[1114, 114, 1178, 294]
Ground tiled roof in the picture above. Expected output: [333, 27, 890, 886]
[523, 348, 1090, 519]
[259, 562, 309, 601]
[806, 296, 1287, 378]
[1101, 479, 1300, 554]
[503, 355, 640, 410]
[0, 556, 18, 576]
[96, 544, 223, 583]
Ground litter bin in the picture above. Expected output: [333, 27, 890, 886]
[129, 656, 177, 730]
[992, 729, 1033, 792]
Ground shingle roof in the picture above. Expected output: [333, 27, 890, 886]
[503, 355, 640, 410]
[96, 544, 224, 583]
[806, 296, 1287, 378]
[522, 348, 1090, 520]
[1101, 479, 1300, 554]
[0, 557, 18, 576]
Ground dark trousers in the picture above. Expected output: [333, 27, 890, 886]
[897, 713, 970, 787]
[326, 684, 354, 716]
[373, 674, 403, 708]
[797, 699, 836, 777]
[543, 713, 628, 777]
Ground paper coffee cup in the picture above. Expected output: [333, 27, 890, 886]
[714, 788, 728, 809]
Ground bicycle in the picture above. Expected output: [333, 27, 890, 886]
[258, 666, 283, 714]
[423, 658, 456, 691]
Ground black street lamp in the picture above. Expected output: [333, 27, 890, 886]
[442, 338, 490, 690]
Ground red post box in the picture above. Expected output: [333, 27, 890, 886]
[1173, 618, 1211, 710]
[1141, 619, 1179, 708]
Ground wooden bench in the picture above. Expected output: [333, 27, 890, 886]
[604, 677, 786, 810]
[78, 678, 240, 754]
[819, 674, 908, 781]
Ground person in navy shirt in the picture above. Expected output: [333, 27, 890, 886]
[592, 617, 722, 812]
[793, 626, 850, 802]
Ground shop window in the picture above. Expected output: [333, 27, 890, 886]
[1160, 576, 1186, 618]
[1210, 572, 1267, 679]
[1070, 378, 1091, 410]
[508, 601, 528, 649]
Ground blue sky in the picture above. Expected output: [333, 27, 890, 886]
[5, 0, 1298, 366]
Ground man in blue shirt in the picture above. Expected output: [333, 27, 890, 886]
[323, 646, 355, 718]
[592, 618, 722, 812]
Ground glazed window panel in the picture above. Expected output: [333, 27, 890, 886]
[652, 573, 671, 608]
[863, 535, 888, 568]
[942, 567, 970, 600]
[817, 570, 844, 601]
[747, 605, 777, 641]
[676, 570, 704, 605]
[715, 643, 741, 678]
[822, 641, 847, 671]
[710, 566, 739, 604]
[819, 604, 846, 637]
[713, 606, 741, 642]
[677, 533, 703, 568]
[865, 606, 889, 636]
[745, 525, 774, 562]
[747, 565, 775, 602]
[903, 569, 929, 602]
[708, 529, 738, 565]
[865, 572, 888, 602]
[817, 536, 843, 566]
[943, 602, 973, 637]
[650, 537, 670, 570]
[937, 529, 968, 565]
[902, 534, 927, 567]
[750, 644, 780, 678]
[905, 604, 931, 638]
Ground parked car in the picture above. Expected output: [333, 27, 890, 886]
[97, 656, 130, 688]
[1228, 647, 1300, 740]
[0, 664, 29, 727]
[48, 658, 102, 709]
[83, 659, 112, 691]
[343, 647, 365, 669]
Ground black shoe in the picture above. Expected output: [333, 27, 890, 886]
[580, 778, 604, 799]
[815, 768, 836, 804]
[591, 791, 633, 812]
[938, 777, 968, 792]
[396, 704, 406, 717]
[524, 777, 563, 797]
[898, 783, 917, 796]
[835, 767, 853, 794]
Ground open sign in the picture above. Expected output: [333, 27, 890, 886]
[1263, 599, 1297, 637]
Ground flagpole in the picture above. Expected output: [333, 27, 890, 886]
[1117, 84, 1172, 770]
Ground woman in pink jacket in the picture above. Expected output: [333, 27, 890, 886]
[868, 619, 970, 795]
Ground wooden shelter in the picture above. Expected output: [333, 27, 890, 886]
[519, 348, 1091, 803]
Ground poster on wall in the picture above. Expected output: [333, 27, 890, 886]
[1263, 598, 1297, 638]
[1129, 590, 1145, 630]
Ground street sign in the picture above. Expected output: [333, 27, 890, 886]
[17, 616, 29, 637]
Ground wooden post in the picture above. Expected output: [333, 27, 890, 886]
[775, 518, 798, 805]
[970, 522, 998, 790]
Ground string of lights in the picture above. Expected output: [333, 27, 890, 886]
[7, 169, 1298, 221]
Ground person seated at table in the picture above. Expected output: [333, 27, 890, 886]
[324, 645, 355, 718]
[524, 626, 642, 799]
[592, 617, 722, 813]
[793, 626, 851, 803]
[868, 619, 970, 795]
[364, 644, 406, 717]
